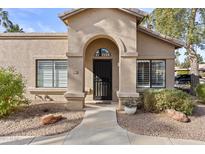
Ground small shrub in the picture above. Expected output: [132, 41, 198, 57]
[0, 67, 30, 117]
[196, 84, 205, 103]
[143, 89, 194, 115]
[143, 89, 158, 112]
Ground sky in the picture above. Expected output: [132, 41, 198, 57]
[3, 8, 69, 32]
[1, 8, 205, 62]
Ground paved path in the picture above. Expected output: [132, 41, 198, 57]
[0, 104, 205, 145]
[64, 104, 130, 144]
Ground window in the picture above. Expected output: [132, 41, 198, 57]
[95, 48, 111, 57]
[137, 60, 150, 87]
[37, 60, 67, 88]
[137, 60, 165, 88]
[151, 60, 165, 87]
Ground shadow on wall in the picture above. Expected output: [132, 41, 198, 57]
[35, 95, 54, 101]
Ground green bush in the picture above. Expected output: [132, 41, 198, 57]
[0, 67, 29, 117]
[196, 84, 205, 103]
[143, 89, 194, 115]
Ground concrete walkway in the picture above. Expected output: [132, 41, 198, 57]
[64, 104, 130, 144]
[0, 104, 205, 145]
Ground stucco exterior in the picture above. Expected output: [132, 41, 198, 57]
[0, 33, 68, 101]
[137, 31, 176, 89]
[0, 8, 183, 110]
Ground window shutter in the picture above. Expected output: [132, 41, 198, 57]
[37, 60, 68, 88]
[151, 60, 165, 87]
[37, 61, 53, 87]
[137, 60, 150, 87]
[54, 61, 68, 88]
[137, 60, 165, 88]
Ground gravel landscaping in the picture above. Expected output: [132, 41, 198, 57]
[117, 104, 205, 142]
[0, 101, 84, 136]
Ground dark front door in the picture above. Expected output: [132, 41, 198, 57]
[93, 60, 112, 100]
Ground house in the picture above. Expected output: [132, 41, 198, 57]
[0, 8, 184, 110]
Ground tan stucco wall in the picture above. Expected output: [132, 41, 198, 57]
[0, 34, 68, 101]
[66, 8, 138, 56]
[65, 8, 139, 104]
[137, 31, 175, 58]
[137, 31, 176, 88]
[84, 38, 119, 102]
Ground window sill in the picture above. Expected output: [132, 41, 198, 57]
[28, 87, 67, 95]
[136, 87, 165, 92]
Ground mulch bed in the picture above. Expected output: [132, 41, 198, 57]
[0, 101, 84, 136]
[117, 104, 205, 141]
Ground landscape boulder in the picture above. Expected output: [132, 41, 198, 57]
[41, 114, 63, 125]
[166, 109, 190, 123]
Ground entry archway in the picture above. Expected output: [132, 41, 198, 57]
[84, 37, 119, 103]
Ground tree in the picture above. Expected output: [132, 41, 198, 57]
[1, 8, 24, 33]
[181, 57, 190, 68]
[145, 8, 205, 94]
[0, 8, 12, 29]
[175, 50, 181, 67]
[197, 54, 205, 64]
[5, 23, 24, 33]
[181, 53, 204, 68]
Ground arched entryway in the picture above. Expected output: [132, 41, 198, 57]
[84, 37, 119, 103]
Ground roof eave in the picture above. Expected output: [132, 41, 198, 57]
[59, 8, 147, 25]
[119, 8, 147, 19]
[138, 26, 185, 49]
[0, 33, 68, 40]
[58, 8, 86, 21]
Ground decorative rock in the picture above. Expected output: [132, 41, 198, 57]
[166, 109, 190, 123]
[166, 109, 176, 117]
[41, 114, 63, 125]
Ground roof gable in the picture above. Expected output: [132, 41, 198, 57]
[58, 8, 184, 49]
[59, 8, 147, 25]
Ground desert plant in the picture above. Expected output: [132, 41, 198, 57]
[0, 67, 30, 117]
[143, 89, 194, 115]
[143, 89, 159, 112]
[196, 84, 205, 103]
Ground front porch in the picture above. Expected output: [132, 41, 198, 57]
[64, 34, 139, 110]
